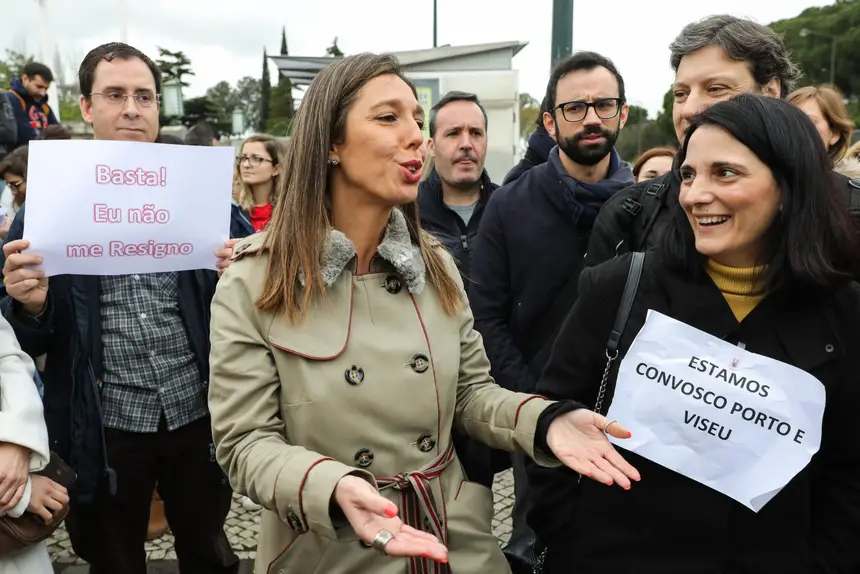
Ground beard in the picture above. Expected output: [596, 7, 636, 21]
[558, 125, 620, 166]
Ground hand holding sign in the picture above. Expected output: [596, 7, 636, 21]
[3, 239, 48, 316]
[547, 409, 640, 489]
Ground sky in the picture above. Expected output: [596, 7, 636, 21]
[2, 0, 835, 118]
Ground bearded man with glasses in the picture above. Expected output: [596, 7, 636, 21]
[468, 51, 634, 574]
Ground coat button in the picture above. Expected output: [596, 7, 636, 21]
[384, 275, 403, 294]
[345, 365, 365, 385]
[417, 434, 436, 453]
[286, 509, 307, 534]
[355, 448, 374, 468]
[409, 354, 430, 373]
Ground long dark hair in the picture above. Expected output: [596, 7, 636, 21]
[663, 94, 860, 292]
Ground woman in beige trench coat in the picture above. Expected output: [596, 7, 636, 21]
[208, 53, 640, 574]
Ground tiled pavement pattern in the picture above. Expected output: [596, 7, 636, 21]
[50, 469, 515, 573]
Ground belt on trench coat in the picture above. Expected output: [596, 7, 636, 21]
[377, 441, 456, 574]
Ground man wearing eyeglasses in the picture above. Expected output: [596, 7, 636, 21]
[468, 51, 633, 574]
[0, 43, 240, 574]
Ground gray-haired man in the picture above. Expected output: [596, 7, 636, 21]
[581, 14, 814, 267]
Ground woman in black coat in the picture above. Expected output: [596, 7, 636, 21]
[528, 94, 860, 574]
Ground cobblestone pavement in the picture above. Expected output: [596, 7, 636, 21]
[49, 469, 514, 572]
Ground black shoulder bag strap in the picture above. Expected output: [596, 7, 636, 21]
[534, 251, 646, 574]
[594, 251, 645, 416]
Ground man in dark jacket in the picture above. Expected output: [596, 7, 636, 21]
[1, 43, 239, 573]
[470, 51, 634, 572]
[503, 95, 555, 185]
[419, 91, 498, 290]
[583, 15, 860, 268]
[418, 91, 499, 488]
[6, 62, 58, 148]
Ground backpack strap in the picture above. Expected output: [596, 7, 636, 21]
[7, 90, 26, 111]
[847, 178, 860, 214]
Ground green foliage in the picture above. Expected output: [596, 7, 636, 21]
[626, 105, 648, 127]
[654, 87, 676, 143]
[615, 121, 677, 163]
[267, 117, 292, 137]
[0, 50, 33, 88]
[260, 50, 271, 132]
[326, 37, 344, 57]
[268, 27, 295, 134]
[181, 96, 226, 133]
[235, 76, 262, 134]
[155, 47, 194, 87]
[519, 93, 540, 140]
[58, 92, 82, 122]
[770, 0, 860, 125]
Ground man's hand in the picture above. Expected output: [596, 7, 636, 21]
[0, 442, 30, 514]
[215, 238, 241, 277]
[0, 216, 12, 240]
[2, 240, 48, 316]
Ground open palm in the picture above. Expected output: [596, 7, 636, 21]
[334, 475, 448, 563]
[546, 409, 641, 489]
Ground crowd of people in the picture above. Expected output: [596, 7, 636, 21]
[0, 11, 857, 574]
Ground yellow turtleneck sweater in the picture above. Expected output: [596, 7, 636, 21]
[705, 260, 766, 322]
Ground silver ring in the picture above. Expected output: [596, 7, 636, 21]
[603, 420, 618, 436]
[371, 529, 395, 553]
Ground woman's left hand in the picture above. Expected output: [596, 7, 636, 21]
[546, 409, 640, 489]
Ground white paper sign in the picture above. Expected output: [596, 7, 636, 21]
[24, 140, 234, 276]
[606, 310, 826, 512]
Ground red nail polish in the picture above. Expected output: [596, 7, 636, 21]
[384, 507, 398, 518]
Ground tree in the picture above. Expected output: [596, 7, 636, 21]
[235, 76, 262, 134]
[654, 86, 676, 143]
[259, 49, 271, 132]
[268, 27, 295, 136]
[181, 96, 222, 130]
[770, 1, 860, 96]
[155, 47, 194, 87]
[326, 37, 344, 57]
[615, 94, 677, 161]
[0, 50, 34, 88]
[626, 105, 648, 126]
[769, 0, 860, 125]
[518, 93, 541, 140]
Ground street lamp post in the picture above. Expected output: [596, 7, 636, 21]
[35, 0, 60, 121]
[800, 28, 837, 85]
[551, 0, 574, 68]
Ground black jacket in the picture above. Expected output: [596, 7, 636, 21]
[585, 170, 860, 268]
[530, 251, 860, 574]
[230, 202, 255, 239]
[0, 204, 219, 505]
[418, 168, 496, 288]
[503, 127, 555, 185]
[470, 152, 633, 395]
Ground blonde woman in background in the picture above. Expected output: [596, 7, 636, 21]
[230, 134, 286, 239]
[788, 84, 860, 178]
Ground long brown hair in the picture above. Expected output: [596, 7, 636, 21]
[233, 134, 286, 211]
[787, 84, 855, 163]
[257, 53, 463, 321]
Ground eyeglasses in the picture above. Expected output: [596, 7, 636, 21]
[554, 98, 624, 122]
[6, 179, 25, 190]
[90, 92, 160, 108]
[236, 155, 274, 168]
